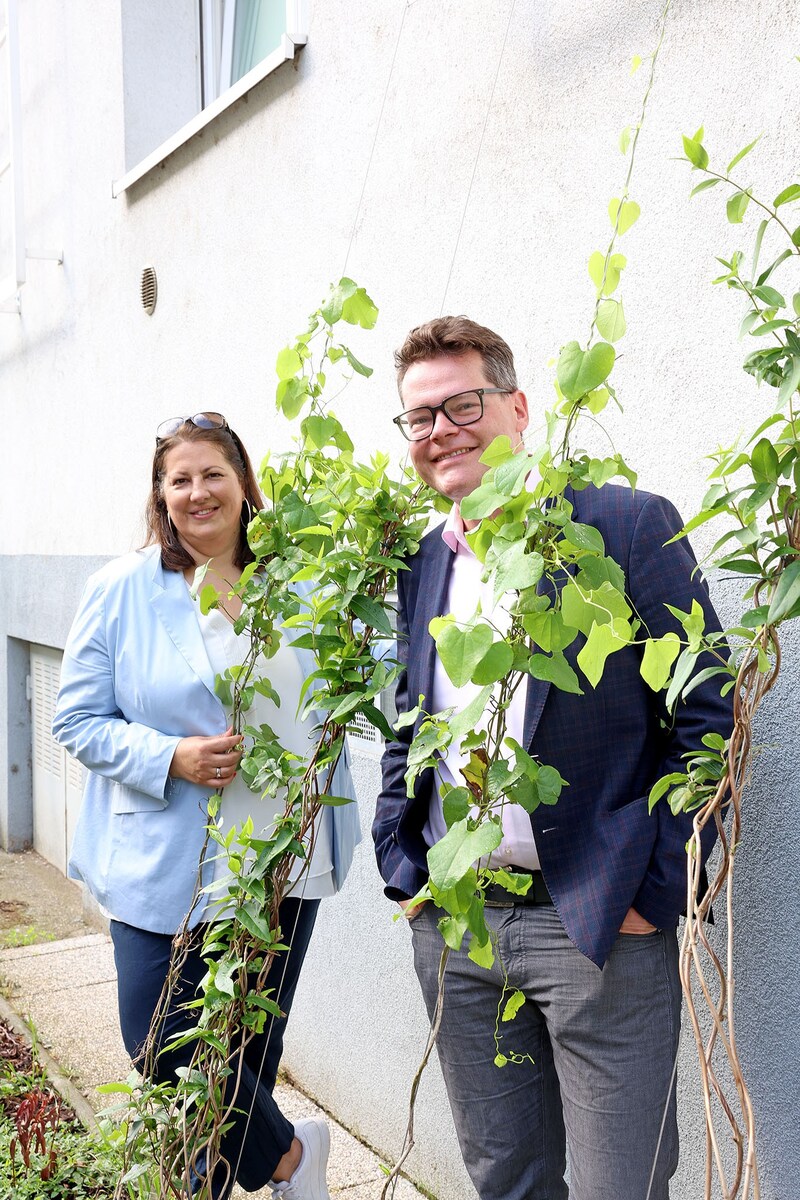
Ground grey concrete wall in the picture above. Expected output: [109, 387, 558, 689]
[1, 1, 799, 1196]
[0, 555, 108, 850]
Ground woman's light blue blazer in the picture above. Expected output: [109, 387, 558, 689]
[53, 545, 360, 935]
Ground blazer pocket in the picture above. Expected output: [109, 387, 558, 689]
[110, 780, 168, 814]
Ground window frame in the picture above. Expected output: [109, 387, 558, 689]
[112, 0, 308, 198]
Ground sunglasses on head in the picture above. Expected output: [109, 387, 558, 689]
[155, 412, 229, 443]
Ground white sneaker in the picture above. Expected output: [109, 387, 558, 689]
[271, 1117, 331, 1200]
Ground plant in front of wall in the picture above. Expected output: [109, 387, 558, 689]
[107, 279, 434, 1200]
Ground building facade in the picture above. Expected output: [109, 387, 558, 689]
[1, 2, 798, 1196]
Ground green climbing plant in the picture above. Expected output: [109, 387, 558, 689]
[107, 278, 433, 1199]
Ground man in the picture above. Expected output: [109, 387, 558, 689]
[373, 316, 732, 1200]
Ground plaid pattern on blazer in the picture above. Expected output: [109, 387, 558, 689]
[373, 484, 734, 967]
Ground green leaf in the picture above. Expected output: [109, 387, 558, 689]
[344, 346, 373, 377]
[501, 989, 526, 1022]
[528, 651, 583, 694]
[471, 640, 514, 685]
[442, 786, 472, 828]
[492, 542, 545, 598]
[468, 931, 495, 968]
[320, 277, 357, 324]
[773, 183, 800, 208]
[358, 701, 396, 741]
[199, 583, 219, 615]
[750, 437, 780, 483]
[619, 126, 631, 154]
[640, 633, 681, 691]
[779, 356, 800, 404]
[595, 298, 627, 342]
[535, 764, 565, 806]
[753, 285, 785, 307]
[665, 648, 700, 710]
[317, 793, 356, 806]
[561, 579, 632, 634]
[683, 134, 709, 170]
[726, 135, 762, 173]
[521, 609, 576, 653]
[494, 451, 534, 496]
[491, 869, 532, 895]
[766, 559, 800, 623]
[648, 772, 688, 813]
[276, 376, 310, 419]
[340, 282, 379, 328]
[449, 685, 493, 742]
[350, 593, 393, 637]
[564, 520, 606, 553]
[478, 435, 515, 467]
[427, 818, 503, 890]
[608, 198, 641, 235]
[576, 621, 629, 687]
[588, 252, 627, 296]
[750, 319, 793, 336]
[630, 54, 642, 74]
[557, 341, 616, 401]
[756, 248, 792, 285]
[276, 346, 302, 380]
[433, 620, 493, 688]
[726, 190, 751, 224]
[303, 414, 338, 449]
[690, 177, 720, 198]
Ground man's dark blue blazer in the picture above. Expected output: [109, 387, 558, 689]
[373, 484, 734, 968]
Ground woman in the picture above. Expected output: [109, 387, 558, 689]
[53, 413, 359, 1199]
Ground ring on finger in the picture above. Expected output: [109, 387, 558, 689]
[215, 766, 222, 780]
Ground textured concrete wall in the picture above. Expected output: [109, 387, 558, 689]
[1, 2, 799, 1196]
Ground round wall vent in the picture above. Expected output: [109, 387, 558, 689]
[140, 266, 158, 314]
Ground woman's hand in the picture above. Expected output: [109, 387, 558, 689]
[169, 727, 243, 790]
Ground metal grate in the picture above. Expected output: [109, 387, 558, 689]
[31, 650, 62, 779]
[66, 753, 83, 793]
[140, 265, 157, 314]
[347, 709, 382, 749]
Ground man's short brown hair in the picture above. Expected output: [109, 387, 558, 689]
[394, 316, 518, 396]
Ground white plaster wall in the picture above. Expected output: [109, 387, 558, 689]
[2, 2, 799, 1196]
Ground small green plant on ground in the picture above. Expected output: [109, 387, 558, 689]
[0, 1017, 123, 1199]
[0, 925, 56, 949]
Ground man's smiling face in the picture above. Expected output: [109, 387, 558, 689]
[402, 349, 529, 508]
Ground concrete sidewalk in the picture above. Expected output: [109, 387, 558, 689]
[0, 852, 426, 1199]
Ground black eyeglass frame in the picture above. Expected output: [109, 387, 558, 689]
[392, 388, 509, 442]
[155, 412, 229, 443]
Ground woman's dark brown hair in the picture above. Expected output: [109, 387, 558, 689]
[144, 422, 263, 572]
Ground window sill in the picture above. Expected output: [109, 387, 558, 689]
[112, 32, 304, 198]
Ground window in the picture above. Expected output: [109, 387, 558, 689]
[200, 0, 289, 106]
[115, 0, 308, 196]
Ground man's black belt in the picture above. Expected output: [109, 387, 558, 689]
[483, 869, 552, 907]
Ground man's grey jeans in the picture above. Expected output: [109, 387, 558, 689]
[410, 901, 681, 1200]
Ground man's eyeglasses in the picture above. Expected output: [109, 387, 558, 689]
[392, 389, 508, 442]
[156, 412, 228, 443]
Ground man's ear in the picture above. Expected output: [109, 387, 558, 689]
[513, 390, 529, 434]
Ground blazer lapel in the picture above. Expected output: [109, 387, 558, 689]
[149, 557, 218, 699]
[412, 537, 454, 709]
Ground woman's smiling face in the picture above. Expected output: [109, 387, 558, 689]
[161, 440, 245, 562]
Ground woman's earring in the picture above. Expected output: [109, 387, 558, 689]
[241, 498, 253, 529]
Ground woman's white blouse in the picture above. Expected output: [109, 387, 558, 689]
[195, 592, 336, 907]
